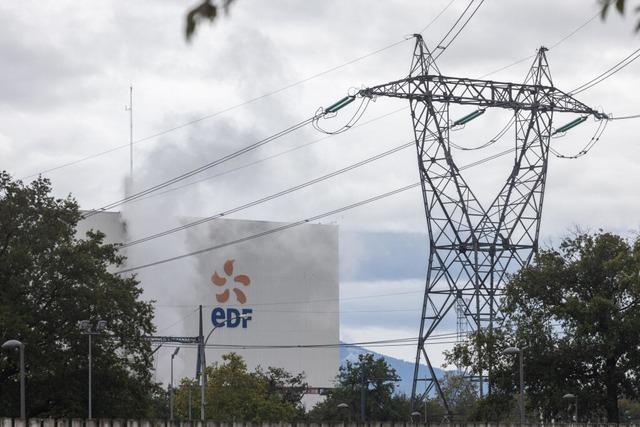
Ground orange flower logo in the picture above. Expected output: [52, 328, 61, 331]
[211, 259, 251, 304]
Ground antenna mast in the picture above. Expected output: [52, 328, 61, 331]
[125, 85, 133, 177]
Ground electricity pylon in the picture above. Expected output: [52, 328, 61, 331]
[359, 34, 606, 414]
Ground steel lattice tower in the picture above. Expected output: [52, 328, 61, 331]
[359, 34, 606, 414]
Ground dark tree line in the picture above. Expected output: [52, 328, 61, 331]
[448, 231, 640, 422]
[0, 172, 161, 418]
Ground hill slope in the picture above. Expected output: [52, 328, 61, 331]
[340, 345, 446, 395]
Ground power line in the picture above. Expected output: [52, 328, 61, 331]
[152, 290, 426, 308]
[478, 10, 601, 79]
[23, 1, 467, 181]
[155, 307, 198, 334]
[22, 1, 463, 180]
[550, 118, 609, 159]
[610, 113, 640, 120]
[151, 286, 505, 308]
[103, 0, 482, 212]
[428, 0, 485, 62]
[162, 341, 460, 349]
[450, 117, 514, 151]
[122, 115, 517, 249]
[433, 0, 485, 60]
[164, 339, 463, 350]
[569, 46, 640, 95]
[116, 182, 421, 274]
[433, 0, 474, 51]
[22, 41, 409, 180]
[19, 3, 603, 184]
[126, 106, 408, 206]
[154, 306, 503, 314]
[92, 6, 622, 277]
[157, 334, 465, 350]
[118, 115, 520, 250]
[93, 62, 613, 223]
[478, 55, 536, 80]
[547, 11, 600, 50]
[83, 115, 319, 217]
[419, 0, 457, 34]
[155, 324, 562, 351]
[121, 139, 414, 248]
[116, 146, 519, 275]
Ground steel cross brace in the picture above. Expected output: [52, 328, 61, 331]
[145, 336, 200, 344]
[358, 34, 605, 416]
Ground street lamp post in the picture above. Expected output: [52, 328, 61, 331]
[504, 346, 525, 424]
[188, 385, 192, 420]
[170, 347, 180, 421]
[563, 393, 578, 423]
[200, 313, 250, 420]
[79, 320, 107, 419]
[2, 340, 25, 419]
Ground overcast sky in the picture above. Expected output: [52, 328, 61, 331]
[3, 1, 639, 372]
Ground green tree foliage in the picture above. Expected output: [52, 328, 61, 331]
[437, 373, 479, 420]
[173, 353, 307, 421]
[407, 373, 481, 422]
[447, 231, 640, 422]
[0, 172, 160, 418]
[619, 398, 640, 422]
[185, 0, 238, 41]
[307, 353, 409, 422]
[600, 0, 640, 32]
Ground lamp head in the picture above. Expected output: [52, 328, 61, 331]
[1, 340, 23, 350]
[78, 320, 91, 332]
[411, 411, 422, 417]
[563, 393, 576, 399]
[337, 403, 349, 409]
[96, 320, 107, 331]
[503, 346, 520, 355]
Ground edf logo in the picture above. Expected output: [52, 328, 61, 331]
[210, 259, 253, 329]
[211, 307, 253, 328]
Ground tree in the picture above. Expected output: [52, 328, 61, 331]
[308, 353, 408, 422]
[600, 0, 640, 32]
[254, 365, 308, 411]
[0, 172, 160, 418]
[447, 231, 640, 422]
[173, 353, 307, 421]
[185, 0, 238, 42]
[438, 373, 479, 420]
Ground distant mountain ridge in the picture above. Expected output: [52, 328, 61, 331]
[340, 344, 446, 396]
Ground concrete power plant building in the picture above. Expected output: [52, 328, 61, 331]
[77, 212, 339, 406]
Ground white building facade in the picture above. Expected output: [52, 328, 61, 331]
[77, 213, 339, 406]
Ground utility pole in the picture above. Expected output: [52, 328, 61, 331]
[170, 347, 180, 421]
[198, 305, 205, 421]
[1, 340, 25, 419]
[88, 333, 92, 418]
[79, 320, 107, 419]
[188, 386, 193, 420]
[360, 374, 366, 422]
[125, 85, 133, 177]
